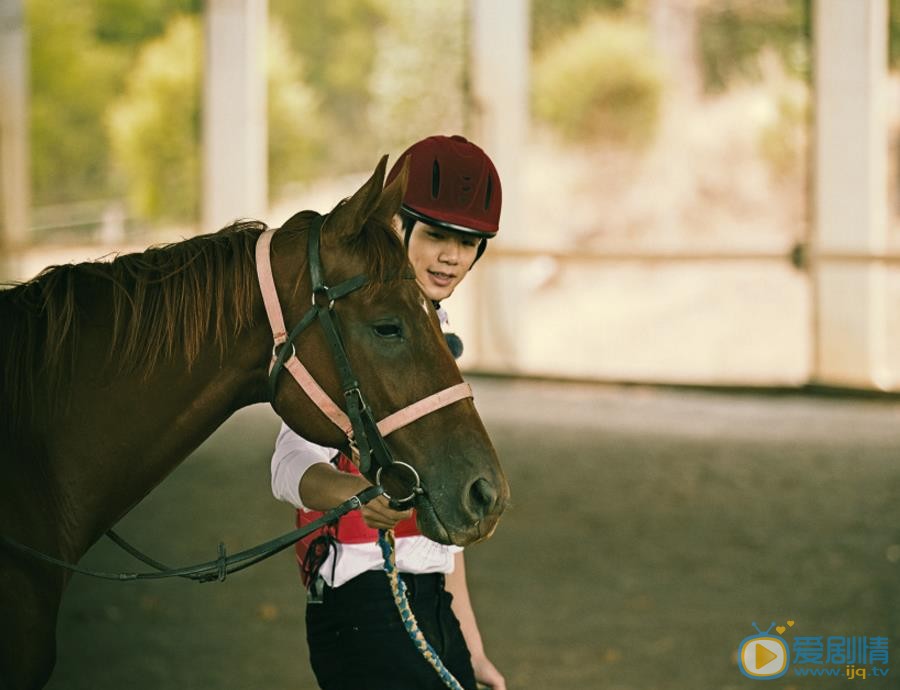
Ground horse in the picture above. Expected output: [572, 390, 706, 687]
[0, 156, 510, 690]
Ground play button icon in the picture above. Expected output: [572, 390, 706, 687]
[756, 643, 777, 668]
[738, 635, 789, 679]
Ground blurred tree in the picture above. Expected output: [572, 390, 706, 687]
[267, 22, 326, 197]
[34, 0, 886, 220]
[892, 0, 900, 69]
[366, 0, 466, 156]
[532, 13, 662, 146]
[93, 0, 201, 44]
[697, 0, 810, 92]
[107, 15, 201, 222]
[27, 0, 124, 206]
[531, 0, 629, 51]
[108, 14, 322, 223]
[27, 0, 201, 209]
[270, 0, 387, 171]
[530, 1, 837, 95]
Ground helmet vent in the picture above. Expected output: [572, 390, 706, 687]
[484, 174, 493, 210]
[431, 160, 441, 199]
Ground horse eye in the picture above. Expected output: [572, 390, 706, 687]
[373, 322, 403, 339]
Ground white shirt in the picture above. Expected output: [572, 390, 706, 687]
[270, 423, 460, 586]
[269, 304, 461, 587]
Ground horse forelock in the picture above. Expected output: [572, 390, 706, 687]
[287, 203, 410, 298]
[343, 215, 410, 298]
[0, 220, 266, 432]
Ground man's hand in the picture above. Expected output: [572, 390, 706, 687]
[472, 653, 506, 690]
[298, 463, 413, 529]
[360, 493, 413, 530]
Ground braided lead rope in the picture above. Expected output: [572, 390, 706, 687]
[377, 529, 465, 690]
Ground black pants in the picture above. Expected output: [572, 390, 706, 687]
[305, 571, 478, 690]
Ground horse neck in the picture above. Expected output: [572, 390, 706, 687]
[45, 273, 275, 560]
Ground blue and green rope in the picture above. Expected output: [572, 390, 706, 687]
[377, 529, 465, 690]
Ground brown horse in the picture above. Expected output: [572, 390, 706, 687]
[0, 158, 509, 690]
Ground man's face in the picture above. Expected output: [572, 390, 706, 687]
[406, 221, 480, 301]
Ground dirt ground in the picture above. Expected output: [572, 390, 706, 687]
[45, 376, 900, 690]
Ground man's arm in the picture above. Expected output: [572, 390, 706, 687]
[271, 422, 412, 528]
[270, 422, 335, 509]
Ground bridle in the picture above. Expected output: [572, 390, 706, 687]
[256, 214, 472, 506]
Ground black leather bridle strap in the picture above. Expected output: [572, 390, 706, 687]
[304, 221, 398, 476]
[267, 217, 369, 402]
[260, 216, 400, 477]
[0, 486, 385, 583]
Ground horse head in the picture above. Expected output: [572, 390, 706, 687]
[267, 157, 509, 546]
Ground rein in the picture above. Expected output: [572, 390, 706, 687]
[0, 486, 385, 583]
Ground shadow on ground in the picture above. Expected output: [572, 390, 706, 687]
[47, 377, 900, 689]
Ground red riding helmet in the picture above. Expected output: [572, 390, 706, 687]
[386, 135, 502, 238]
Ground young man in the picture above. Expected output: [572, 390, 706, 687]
[271, 135, 506, 690]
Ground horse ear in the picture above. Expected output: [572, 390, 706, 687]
[330, 155, 388, 234]
[370, 155, 409, 229]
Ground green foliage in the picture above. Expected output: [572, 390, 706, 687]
[697, 0, 810, 92]
[270, 0, 469, 172]
[29, 0, 383, 219]
[108, 15, 323, 223]
[531, 0, 820, 96]
[27, 0, 202, 208]
[532, 13, 662, 147]
[27, 0, 125, 205]
[270, 0, 387, 171]
[107, 15, 201, 222]
[267, 23, 326, 196]
[892, 0, 900, 70]
[93, 0, 201, 45]
[270, 0, 384, 108]
[531, 0, 630, 51]
[366, 1, 466, 157]
[33, 0, 872, 222]
[695, 0, 900, 90]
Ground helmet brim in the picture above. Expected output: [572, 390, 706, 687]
[400, 205, 496, 239]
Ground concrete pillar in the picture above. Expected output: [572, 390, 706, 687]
[467, 0, 529, 370]
[203, 0, 267, 233]
[0, 0, 29, 279]
[812, 0, 890, 388]
[649, 0, 700, 100]
[468, 0, 528, 242]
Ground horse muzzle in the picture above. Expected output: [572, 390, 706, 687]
[415, 474, 509, 547]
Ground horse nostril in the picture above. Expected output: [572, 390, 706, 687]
[467, 477, 498, 517]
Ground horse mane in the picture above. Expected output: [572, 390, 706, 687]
[0, 220, 266, 430]
[1, 206, 410, 435]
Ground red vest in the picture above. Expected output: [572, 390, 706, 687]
[295, 454, 421, 584]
